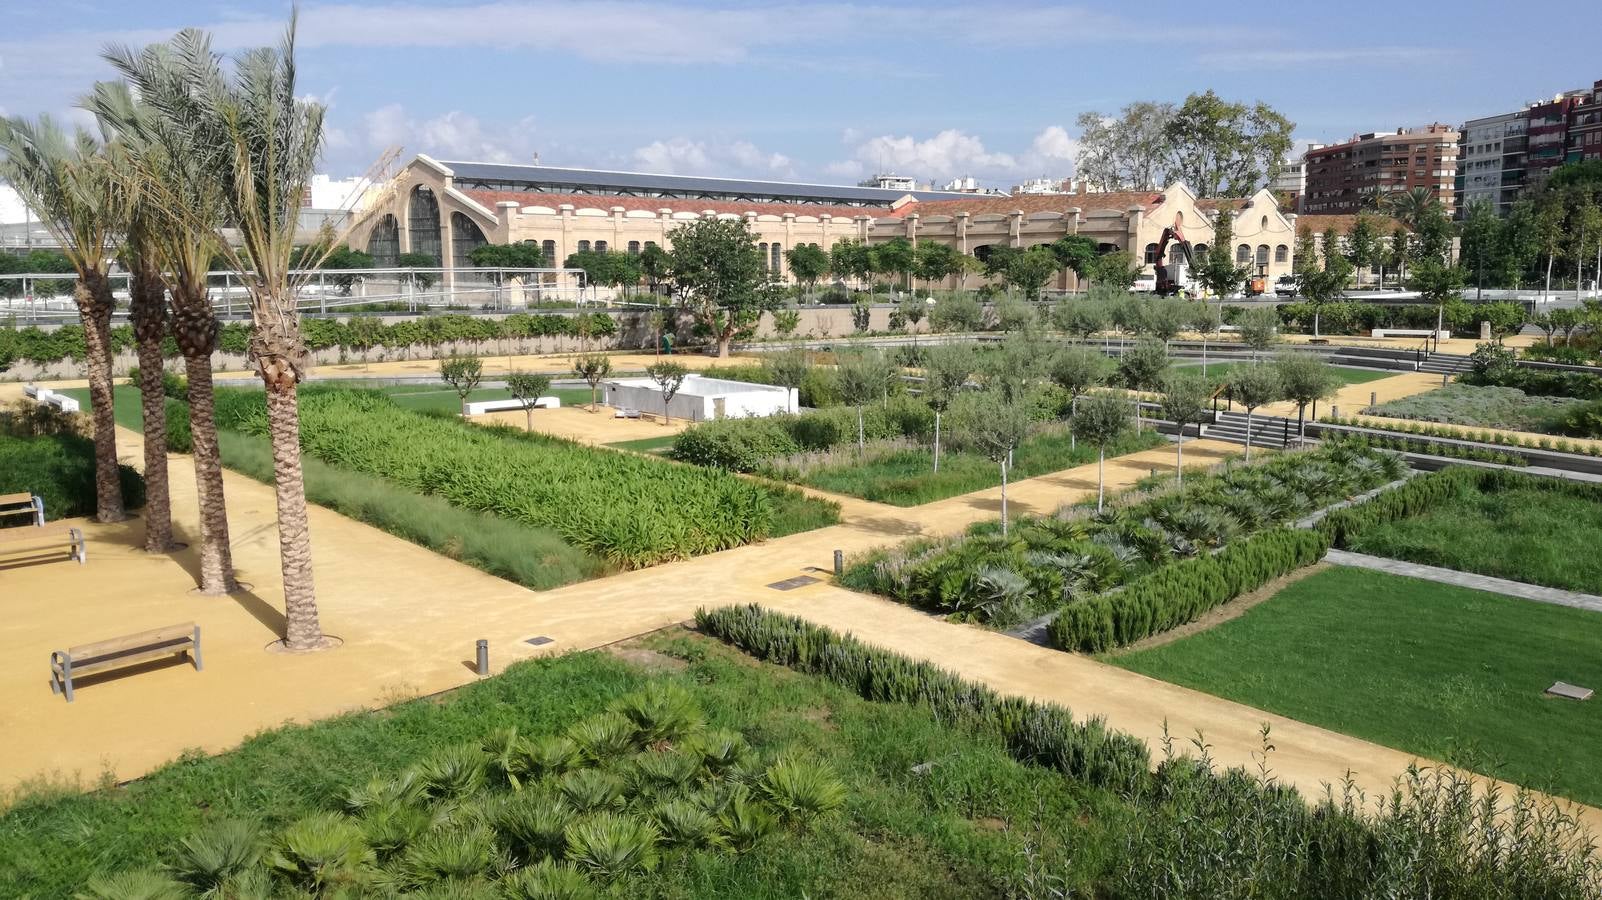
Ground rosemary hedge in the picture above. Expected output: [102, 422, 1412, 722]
[694, 604, 1151, 796]
[217, 388, 774, 568]
[1048, 528, 1330, 653]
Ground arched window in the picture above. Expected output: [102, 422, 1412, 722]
[450, 212, 487, 268]
[577, 240, 591, 253]
[1255, 245, 1270, 267]
[366, 214, 399, 268]
[1144, 242, 1159, 264]
[1261, 215, 1269, 230]
[1236, 244, 1250, 264]
[408, 186, 442, 264]
[645, 241, 658, 250]
[1274, 244, 1289, 263]
[595, 240, 607, 253]
[628, 240, 641, 255]
[770, 243, 782, 272]
[1193, 242, 1209, 259]
[758, 242, 768, 271]
[1168, 243, 1186, 264]
[541, 240, 556, 266]
[973, 244, 995, 262]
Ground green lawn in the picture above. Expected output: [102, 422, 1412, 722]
[785, 429, 1167, 506]
[1114, 566, 1602, 806]
[1344, 482, 1602, 594]
[1173, 361, 1391, 389]
[0, 633, 1118, 898]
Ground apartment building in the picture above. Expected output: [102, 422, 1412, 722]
[1302, 125, 1459, 216]
[1455, 78, 1602, 216]
[1269, 144, 1322, 211]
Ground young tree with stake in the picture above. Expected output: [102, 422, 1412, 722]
[1049, 344, 1112, 450]
[440, 354, 483, 415]
[1272, 351, 1340, 441]
[953, 386, 1036, 536]
[1158, 371, 1210, 484]
[836, 349, 893, 452]
[1117, 337, 1169, 431]
[572, 353, 613, 411]
[1072, 391, 1133, 512]
[646, 361, 688, 425]
[1236, 306, 1281, 362]
[922, 343, 974, 473]
[1228, 364, 1282, 461]
[506, 370, 551, 431]
[1192, 302, 1222, 376]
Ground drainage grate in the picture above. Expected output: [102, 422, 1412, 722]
[766, 575, 821, 591]
[524, 636, 554, 647]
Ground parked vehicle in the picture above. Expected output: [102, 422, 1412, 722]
[1131, 275, 1157, 293]
[1274, 275, 1298, 298]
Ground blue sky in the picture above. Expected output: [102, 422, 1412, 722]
[2, 0, 1599, 188]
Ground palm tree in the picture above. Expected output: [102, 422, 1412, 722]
[0, 117, 128, 522]
[93, 52, 240, 593]
[130, 21, 331, 649]
[1383, 187, 1441, 231]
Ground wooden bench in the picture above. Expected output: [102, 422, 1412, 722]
[1371, 328, 1450, 340]
[0, 492, 44, 526]
[0, 521, 85, 565]
[51, 622, 202, 702]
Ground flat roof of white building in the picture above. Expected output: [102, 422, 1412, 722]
[606, 374, 787, 397]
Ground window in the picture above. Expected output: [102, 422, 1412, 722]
[770, 243, 782, 273]
[366, 214, 399, 268]
[1144, 242, 1159, 264]
[1274, 244, 1289, 263]
[1261, 215, 1268, 230]
[1256, 245, 1269, 267]
[645, 241, 658, 250]
[1193, 242, 1208, 259]
[542, 240, 556, 266]
[577, 240, 591, 253]
[407, 186, 441, 263]
[595, 240, 607, 253]
[1236, 244, 1250, 264]
[628, 240, 641, 255]
[450, 212, 487, 268]
[759, 242, 769, 271]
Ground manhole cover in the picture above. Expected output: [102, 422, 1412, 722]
[766, 575, 821, 591]
[524, 636, 554, 647]
[1547, 681, 1593, 701]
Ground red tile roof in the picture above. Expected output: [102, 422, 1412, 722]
[1293, 213, 1407, 235]
[461, 190, 873, 220]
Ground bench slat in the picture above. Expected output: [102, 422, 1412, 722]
[66, 623, 197, 660]
[0, 522, 73, 543]
[0, 492, 34, 506]
[58, 640, 195, 677]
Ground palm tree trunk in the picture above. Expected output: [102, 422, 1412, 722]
[130, 266, 174, 552]
[263, 379, 325, 650]
[184, 357, 237, 594]
[77, 272, 124, 523]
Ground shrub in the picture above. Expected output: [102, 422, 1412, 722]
[669, 396, 933, 472]
[0, 432, 145, 519]
[929, 293, 984, 332]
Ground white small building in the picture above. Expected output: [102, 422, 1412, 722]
[603, 375, 797, 422]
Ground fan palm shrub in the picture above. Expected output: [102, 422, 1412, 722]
[629, 749, 701, 799]
[687, 729, 750, 775]
[74, 869, 189, 900]
[517, 736, 580, 780]
[759, 758, 847, 827]
[395, 824, 504, 887]
[558, 770, 626, 813]
[564, 813, 661, 882]
[168, 820, 260, 896]
[267, 811, 374, 892]
[566, 712, 639, 764]
[414, 744, 488, 800]
[609, 684, 704, 747]
[502, 859, 597, 900]
[716, 786, 780, 852]
[650, 799, 722, 849]
[493, 793, 574, 864]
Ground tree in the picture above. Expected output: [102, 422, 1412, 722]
[1146, 296, 1189, 347]
[1272, 351, 1340, 440]
[764, 349, 808, 396]
[440, 354, 483, 414]
[1345, 216, 1378, 289]
[645, 361, 688, 425]
[638, 242, 672, 295]
[1000, 246, 1061, 300]
[1409, 257, 1466, 343]
[1048, 235, 1098, 284]
[1071, 391, 1132, 511]
[1084, 250, 1141, 291]
[829, 238, 874, 289]
[913, 239, 963, 291]
[1049, 345, 1111, 450]
[0, 116, 127, 523]
[467, 241, 545, 270]
[952, 387, 1035, 536]
[666, 218, 777, 358]
[871, 237, 915, 290]
[1158, 371, 1209, 484]
[398, 251, 439, 290]
[156, 19, 334, 650]
[1197, 208, 1248, 299]
[1299, 228, 1353, 337]
[1389, 226, 1414, 286]
[771, 308, 800, 339]
[897, 294, 927, 338]
[1384, 187, 1442, 231]
[1236, 306, 1280, 361]
[1227, 364, 1281, 461]
[1479, 301, 1526, 344]
[784, 244, 829, 297]
[1118, 337, 1169, 431]
[505, 370, 551, 431]
[1162, 91, 1295, 198]
[993, 294, 1036, 333]
[836, 349, 894, 451]
[1054, 297, 1108, 344]
[1570, 193, 1602, 302]
[572, 352, 613, 411]
[1191, 302, 1222, 376]
[1458, 201, 1499, 298]
[97, 41, 240, 593]
[922, 343, 973, 473]
[1074, 102, 1174, 191]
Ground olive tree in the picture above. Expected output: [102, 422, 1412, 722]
[573, 352, 613, 411]
[440, 354, 483, 414]
[1273, 351, 1340, 440]
[1071, 391, 1133, 512]
[836, 348, 894, 451]
[506, 370, 552, 431]
[922, 343, 973, 473]
[646, 360, 688, 425]
[1192, 302, 1223, 376]
[1117, 337, 1169, 431]
[1236, 306, 1281, 361]
[1049, 345, 1112, 450]
[1228, 364, 1282, 460]
[953, 386, 1036, 536]
[1159, 371, 1210, 483]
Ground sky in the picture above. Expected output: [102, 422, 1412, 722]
[1, 0, 1600, 191]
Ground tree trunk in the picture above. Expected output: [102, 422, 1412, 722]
[999, 459, 1009, 537]
[1175, 431, 1184, 485]
[1546, 253, 1554, 296]
[263, 378, 326, 650]
[184, 358, 237, 594]
[1314, 309, 1321, 338]
[1245, 409, 1254, 462]
[77, 273, 124, 523]
[933, 410, 941, 474]
[717, 330, 732, 358]
[1096, 448, 1106, 512]
[1201, 336, 1208, 377]
[525, 405, 533, 432]
[130, 266, 174, 552]
[856, 405, 865, 452]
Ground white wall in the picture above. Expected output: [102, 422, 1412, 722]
[603, 376, 796, 422]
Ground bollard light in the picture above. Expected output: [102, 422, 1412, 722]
[833, 549, 844, 575]
[1370, 391, 1377, 407]
[476, 639, 489, 677]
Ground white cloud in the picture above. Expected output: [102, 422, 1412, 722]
[829, 126, 1079, 186]
[631, 137, 796, 178]
[1196, 46, 1451, 71]
[354, 104, 540, 165]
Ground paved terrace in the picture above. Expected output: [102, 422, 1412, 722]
[2, 372, 1597, 834]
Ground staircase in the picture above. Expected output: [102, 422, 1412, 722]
[1418, 353, 1473, 376]
[1205, 411, 1299, 450]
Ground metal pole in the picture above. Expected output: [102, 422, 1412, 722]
[833, 550, 844, 575]
[475, 639, 489, 676]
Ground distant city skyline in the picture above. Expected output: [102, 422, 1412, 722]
[1, 0, 1599, 189]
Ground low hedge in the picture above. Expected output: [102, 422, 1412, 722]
[1320, 466, 1602, 549]
[696, 603, 1151, 795]
[1462, 366, 1602, 402]
[1048, 528, 1329, 653]
[0, 432, 145, 519]
[670, 396, 934, 472]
